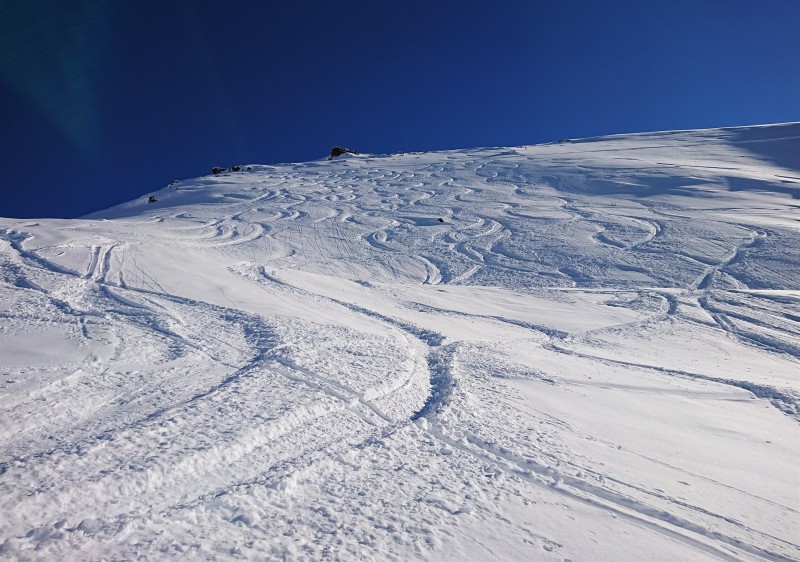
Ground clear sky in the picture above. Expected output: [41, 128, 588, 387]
[2, 0, 798, 218]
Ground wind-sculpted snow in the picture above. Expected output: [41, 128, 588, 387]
[1, 124, 799, 560]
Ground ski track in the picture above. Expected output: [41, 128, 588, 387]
[1, 123, 799, 560]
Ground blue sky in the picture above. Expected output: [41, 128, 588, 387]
[2, 0, 798, 218]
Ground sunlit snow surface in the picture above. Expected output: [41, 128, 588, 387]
[1, 124, 799, 561]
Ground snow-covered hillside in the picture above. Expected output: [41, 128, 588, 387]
[1, 123, 799, 561]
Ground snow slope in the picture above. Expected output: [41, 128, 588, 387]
[1, 123, 799, 561]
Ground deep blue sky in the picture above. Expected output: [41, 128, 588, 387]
[2, 0, 798, 218]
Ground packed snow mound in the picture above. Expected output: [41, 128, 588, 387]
[1, 123, 799, 560]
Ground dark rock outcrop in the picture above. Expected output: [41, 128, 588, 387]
[328, 146, 358, 160]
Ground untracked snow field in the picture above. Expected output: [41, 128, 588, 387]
[1, 123, 799, 561]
